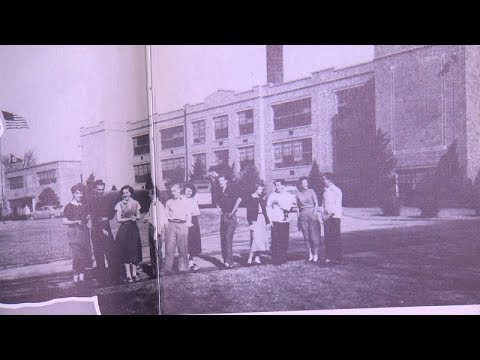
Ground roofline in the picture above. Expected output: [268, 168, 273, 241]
[155, 61, 374, 118]
[5, 160, 81, 175]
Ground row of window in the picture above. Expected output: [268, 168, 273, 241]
[159, 98, 312, 150]
[142, 138, 313, 184]
[8, 170, 57, 190]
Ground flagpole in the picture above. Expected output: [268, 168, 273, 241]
[0, 136, 5, 215]
[146, 44, 162, 315]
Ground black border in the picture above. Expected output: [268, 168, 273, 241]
[1, 9, 479, 44]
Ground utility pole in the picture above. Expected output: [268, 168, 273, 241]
[183, 104, 190, 181]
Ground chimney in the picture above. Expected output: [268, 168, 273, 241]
[266, 45, 284, 85]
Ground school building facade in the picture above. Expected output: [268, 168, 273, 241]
[80, 45, 480, 204]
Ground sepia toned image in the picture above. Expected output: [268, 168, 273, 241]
[149, 45, 480, 314]
[0, 46, 159, 314]
[1, 45, 480, 315]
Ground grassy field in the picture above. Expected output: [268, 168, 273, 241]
[158, 219, 480, 314]
[0, 218, 151, 269]
[1, 209, 480, 314]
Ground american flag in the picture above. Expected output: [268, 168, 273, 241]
[1, 111, 29, 129]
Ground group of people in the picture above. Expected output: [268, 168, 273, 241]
[61, 171, 343, 284]
[160, 171, 343, 275]
[61, 179, 203, 284]
[62, 181, 144, 284]
[212, 172, 343, 270]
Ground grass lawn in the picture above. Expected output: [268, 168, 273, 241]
[1, 210, 480, 314]
[158, 219, 480, 314]
[0, 218, 151, 269]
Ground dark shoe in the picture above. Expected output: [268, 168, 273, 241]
[132, 275, 140, 282]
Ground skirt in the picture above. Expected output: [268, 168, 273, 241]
[187, 216, 202, 256]
[250, 213, 269, 253]
[67, 227, 93, 273]
[115, 222, 142, 264]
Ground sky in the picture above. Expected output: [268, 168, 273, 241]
[0, 45, 373, 164]
[153, 45, 374, 113]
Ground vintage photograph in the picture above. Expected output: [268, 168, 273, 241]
[1, 45, 480, 315]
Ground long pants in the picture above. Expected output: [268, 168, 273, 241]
[148, 224, 163, 274]
[271, 221, 290, 264]
[220, 214, 237, 265]
[164, 222, 189, 272]
[324, 217, 342, 261]
[91, 225, 120, 280]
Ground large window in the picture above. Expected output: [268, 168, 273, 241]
[134, 163, 150, 184]
[272, 98, 311, 130]
[192, 120, 205, 144]
[239, 146, 255, 170]
[161, 157, 185, 182]
[214, 115, 229, 140]
[273, 138, 312, 168]
[214, 149, 229, 165]
[132, 134, 150, 156]
[160, 126, 184, 149]
[9, 176, 24, 189]
[37, 170, 57, 185]
[238, 109, 254, 135]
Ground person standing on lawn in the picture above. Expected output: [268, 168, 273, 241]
[88, 179, 119, 284]
[163, 183, 192, 275]
[216, 174, 243, 269]
[296, 176, 322, 263]
[321, 172, 343, 265]
[143, 186, 167, 278]
[266, 179, 297, 265]
[62, 183, 92, 284]
[184, 182, 203, 272]
[114, 185, 142, 283]
[246, 182, 271, 265]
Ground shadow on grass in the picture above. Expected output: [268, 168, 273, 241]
[160, 219, 480, 314]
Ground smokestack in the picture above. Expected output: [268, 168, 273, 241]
[266, 45, 284, 85]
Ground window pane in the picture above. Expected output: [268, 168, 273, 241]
[161, 126, 184, 149]
[214, 115, 229, 139]
[273, 138, 313, 168]
[238, 109, 254, 135]
[273, 98, 311, 130]
[133, 134, 150, 155]
[214, 150, 229, 165]
[192, 120, 205, 144]
[161, 157, 185, 182]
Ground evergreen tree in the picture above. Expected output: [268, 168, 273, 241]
[85, 173, 96, 197]
[190, 156, 206, 180]
[235, 164, 262, 201]
[419, 141, 463, 217]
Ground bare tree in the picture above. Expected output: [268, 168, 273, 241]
[1, 155, 12, 172]
[23, 149, 37, 167]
